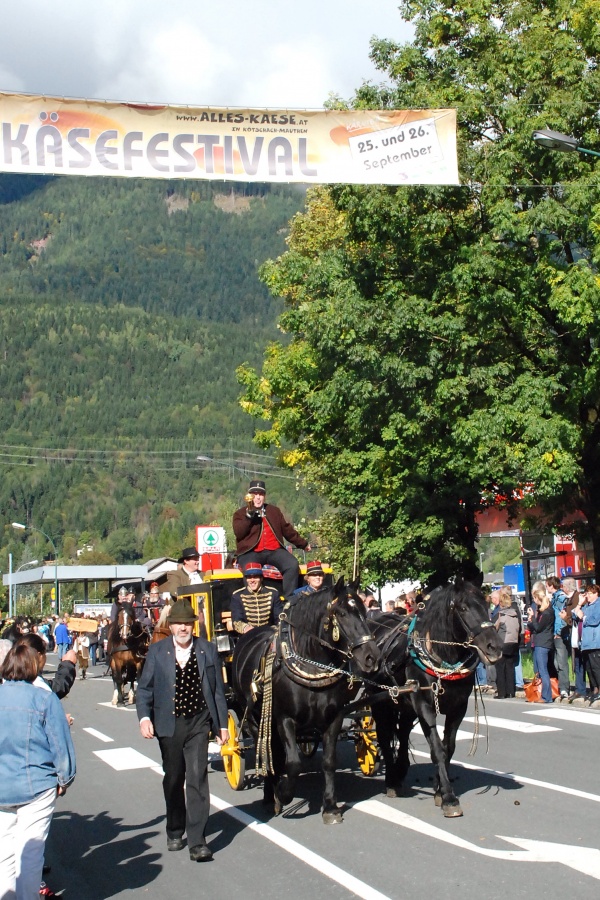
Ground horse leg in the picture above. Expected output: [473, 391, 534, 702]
[372, 700, 400, 797]
[437, 696, 469, 811]
[416, 700, 462, 817]
[321, 713, 344, 824]
[391, 708, 416, 798]
[275, 716, 301, 810]
[127, 662, 136, 704]
[110, 662, 120, 705]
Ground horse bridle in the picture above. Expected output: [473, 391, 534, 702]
[449, 597, 494, 645]
[322, 599, 374, 658]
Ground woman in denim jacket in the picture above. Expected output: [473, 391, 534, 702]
[0, 643, 76, 899]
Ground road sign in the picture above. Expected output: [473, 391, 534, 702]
[196, 526, 227, 555]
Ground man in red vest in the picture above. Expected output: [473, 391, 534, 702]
[232, 480, 310, 599]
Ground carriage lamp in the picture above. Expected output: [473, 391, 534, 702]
[213, 624, 232, 654]
[531, 129, 600, 158]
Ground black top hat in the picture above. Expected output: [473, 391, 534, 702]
[168, 600, 198, 624]
[248, 480, 266, 494]
[178, 547, 200, 563]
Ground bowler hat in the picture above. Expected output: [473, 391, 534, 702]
[178, 547, 200, 563]
[306, 560, 325, 576]
[244, 562, 263, 578]
[168, 600, 198, 624]
[248, 480, 266, 494]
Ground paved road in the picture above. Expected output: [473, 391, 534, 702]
[43, 657, 600, 900]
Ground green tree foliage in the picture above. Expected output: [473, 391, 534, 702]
[0, 175, 319, 570]
[239, 1, 600, 585]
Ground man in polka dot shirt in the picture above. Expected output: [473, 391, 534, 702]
[136, 600, 228, 862]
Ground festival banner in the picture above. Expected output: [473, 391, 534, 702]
[0, 91, 459, 186]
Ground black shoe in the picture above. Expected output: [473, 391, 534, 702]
[189, 844, 213, 862]
[167, 837, 184, 852]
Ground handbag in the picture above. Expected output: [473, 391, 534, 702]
[524, 674, 560, 703]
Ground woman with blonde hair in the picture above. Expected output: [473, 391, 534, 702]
[528, 581, 555, 703]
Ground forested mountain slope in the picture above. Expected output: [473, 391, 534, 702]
[0, 174, 312, 579]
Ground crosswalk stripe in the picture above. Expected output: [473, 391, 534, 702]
[525, 708, 600, 726]
[83, 727, 113, 742]
[93, 747, 159, 770]
[462, 715, 560, 733]
[413, 723, 472, 741]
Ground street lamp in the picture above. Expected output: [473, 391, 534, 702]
[13, 560, 39, 616]
[531, 129, 600, 159]
[12, 523, 59, 614]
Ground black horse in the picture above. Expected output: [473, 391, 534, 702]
[1, 615, 34, 642]
[106, 603, 149, 705]
[369, 580, 503, 817]
[232, 578, 380, 824]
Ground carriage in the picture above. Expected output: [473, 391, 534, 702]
[175, 562, 380, 790]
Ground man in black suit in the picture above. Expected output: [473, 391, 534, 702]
[136, 600, 229, 861]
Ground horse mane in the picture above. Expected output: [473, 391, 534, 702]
[287, 585, 346, 661]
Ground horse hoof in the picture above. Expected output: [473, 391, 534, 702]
[322, 811, 343, 825]
[111, 698, 118, 706]
[434, 792, 442, 807]
[385, 787, 398, 799]
[273, 798, 283, 816]
[443, 804, 463, 818]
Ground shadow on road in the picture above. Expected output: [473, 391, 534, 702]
[46, 809, 163, 899]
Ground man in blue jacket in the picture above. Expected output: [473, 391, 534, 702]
[136, 600, 228, 861]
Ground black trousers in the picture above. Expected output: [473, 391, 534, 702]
[237, 547, 300, 599]
[584, 648, 600, 692]
[496, 643, 519, 698]
[158, 710, 211, 847]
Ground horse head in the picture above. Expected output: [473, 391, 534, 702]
[322, 578, 380, 676]
[447, 581, 503, 665]
[116, 603, 134, 641]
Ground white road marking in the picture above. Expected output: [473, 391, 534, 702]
[355, 799, 600, 880]
[210, 794, 392, 900]
[97, 701, 135, 712]
[462, 715, 560, 733]
[83, 727, 113, 743]
[413, 723, 471, 741]
[526, 707, 600, 726]
[411, 750, 600, 803]
[93, 747, 159, 771]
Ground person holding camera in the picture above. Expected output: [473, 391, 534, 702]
[233, 480, 310, 600]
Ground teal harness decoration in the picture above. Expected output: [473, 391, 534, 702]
[408, 615, 479, 681]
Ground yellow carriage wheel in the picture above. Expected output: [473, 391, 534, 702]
[221, 709, 246, 790]
[355, 714, 380, 777]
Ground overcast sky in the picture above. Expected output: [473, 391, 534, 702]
[0, 1, 412, 109]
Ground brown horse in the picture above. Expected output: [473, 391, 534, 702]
[107, 603, 149, 705]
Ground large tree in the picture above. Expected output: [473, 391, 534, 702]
[239, 0, 600, 585]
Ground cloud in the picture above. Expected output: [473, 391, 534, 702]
[0, 0, 412, 107]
